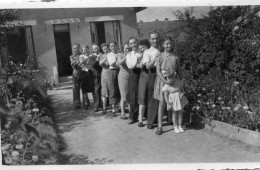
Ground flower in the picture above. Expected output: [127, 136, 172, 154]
[221, 101, 224, 104]
[11, 151, 19, 157]
[212, 89, 215, 92]
[256, 69, 259, 73]
[32, 108, 39, 112]
[243, 106, 249, 110]
[212, 104, 216, 108]
[207, 102, 210, 105]
[196, 106, 200, 110]
[198, 94, 202, 97]
[233, 81, 239, 86]
[4, 157, 13, 164]
[218, 97, 222, 100]
[1, 144, 11, 151]
[15, 144, 24, 150]
[234, 107, 239, 111]
[198, 100, 201, 103]
[32, 155, 39, 162]
[237, 104, 242, 108]
[202, 88, 206, 91]
[226, 107, 231, 110]
[247, 111, 253, 115]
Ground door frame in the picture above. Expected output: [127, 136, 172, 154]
[53, 23, 73, 78]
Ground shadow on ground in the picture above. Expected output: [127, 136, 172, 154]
[58, 154, 113, 165]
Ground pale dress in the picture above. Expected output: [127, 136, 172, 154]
[162, 79, 188, 111]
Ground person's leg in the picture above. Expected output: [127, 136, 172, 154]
[138, 104, 145, 127]
[102, 96, 107, 114]
[82, 92, 89, 110]
[93, 73, 101, 112]
[120, 100, 127, 119]
[172, 110, 180, 133]
[178, 110, 184, 132]
[73, 73, 81, 109]
[155, 100, 165, 135]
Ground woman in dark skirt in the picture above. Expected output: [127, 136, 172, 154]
[106, 41, 121, 116]
[137, 39, 150, 127]
[125, 37, 142, 124]
[70, 43, 82, 109]
[79, 45, 95, 110]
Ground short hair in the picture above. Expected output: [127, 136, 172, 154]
[149, 31, 159, 38]
[92, 43, 99, 48]
[101, 43, 108, 49]
[137, 39, 150, 48]
[128, 37, 137, 43]
[109, 40, 117, 45]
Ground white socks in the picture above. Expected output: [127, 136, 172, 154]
[174, 126, 184, 133]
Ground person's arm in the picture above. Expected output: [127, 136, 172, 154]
[118, 52, 127, 65]
[70, 56, 79, 69]
[146, 51, 160, 69]
[156, 57, 171, 84]
[99, 54, 108, 66]
[176, 57, 183, 80]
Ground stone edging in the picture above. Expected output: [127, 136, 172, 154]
[204, 120, 260, 147]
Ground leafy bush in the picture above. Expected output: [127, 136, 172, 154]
[174, 6, 260, 131]
[1, 57, 58, 165]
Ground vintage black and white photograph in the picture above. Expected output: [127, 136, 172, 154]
[0, 0, 260, 169]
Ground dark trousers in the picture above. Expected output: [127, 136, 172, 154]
[108, 69, 119, 105]
[93, 72, 101, 109]
[147, 68, 159, 125]
[72, 73, 81, 108]
[129, 68, 140, 121]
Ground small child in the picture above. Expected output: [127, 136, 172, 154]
[162, 69, 189, 133]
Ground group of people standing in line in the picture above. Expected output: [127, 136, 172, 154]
[69, 31, 188, 135]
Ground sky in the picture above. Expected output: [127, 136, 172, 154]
[137, 6, 211, 22]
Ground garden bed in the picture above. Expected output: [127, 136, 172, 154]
[205, 120, 260, 147]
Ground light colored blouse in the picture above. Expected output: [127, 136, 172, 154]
[126, 51, 142, 69]
[79, 53, 95, 71]
[107, 52, 121, 69]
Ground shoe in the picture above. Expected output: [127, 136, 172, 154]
[174, 126, 180, 134]
[120, 115, 127, 120]
[94, 108, 99, 112]
[178, 126, 184, 133]
[102, 109, 106, 114]
[112, 110, 117, 117]
[127, 119, 134, 124]
[155, 127, 163, 135]
[84, 106, 88, 110]
[138, 122, 144, 127]
[147, 124, 153, 129]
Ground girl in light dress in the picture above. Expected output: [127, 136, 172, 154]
[162, 68, 188, 133]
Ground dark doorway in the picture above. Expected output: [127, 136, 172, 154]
[95, 22, 106, 47]
[54, 24, 72, 76]
[6, 27, 27, 64]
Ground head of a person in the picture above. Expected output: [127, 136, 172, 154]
[149, 31, 159, 48]
[82, 45, 90, 54]
[162, 36, 173, 53]
[166, 69, 177, 83]
[92, 43, 100, 54]
[101, 43, 109, 54]
[128, 37, 138, 51]
[123, 43, 131, 53]
[109, 41, 118, 53]
[137, 39, 150, 53]
[72, 43, 80, 55]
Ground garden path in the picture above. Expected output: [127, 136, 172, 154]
[49, 88, 260, 164]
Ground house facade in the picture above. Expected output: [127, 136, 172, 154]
[0, 8, 144, 83]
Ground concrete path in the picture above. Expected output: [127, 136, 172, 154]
[49, 88, 260, 164]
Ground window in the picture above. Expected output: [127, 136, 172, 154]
[0, 26, 36, 68]
[90, 21, 122, 51]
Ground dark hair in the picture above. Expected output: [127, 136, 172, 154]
[149, 31, 159, 38]
[128, 37, 138, 43]
[161, 36, 173, 44]
[137, 39, 150, 49]
[83, 45, 89, 49]
[109, 40, 117, 45]
[101, 43, 108, 49]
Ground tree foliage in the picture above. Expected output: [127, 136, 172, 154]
[0, 9, 21, 47]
